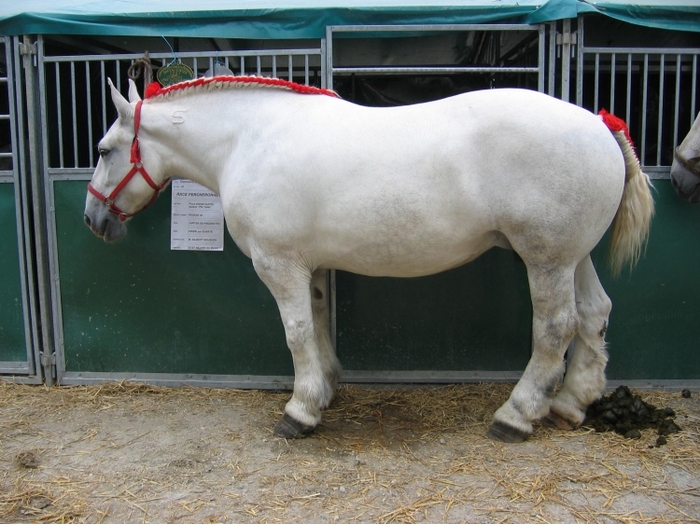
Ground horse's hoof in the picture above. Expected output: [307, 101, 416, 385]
[274, 413, 316, 439]
[541, 410, 578, 430]
[487, 421, 530, 443]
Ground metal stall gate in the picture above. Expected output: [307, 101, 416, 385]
[26, 18, 700, 386]
[325, 24, 549, 383]
[0, 36, 40, 382]
[574, 17, 700, 382]
[36, 36, 326, 386]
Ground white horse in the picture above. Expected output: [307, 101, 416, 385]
[671, 110, 700, 202]
[85, 77, 654, 442]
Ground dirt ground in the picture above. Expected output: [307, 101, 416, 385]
[1, 381, 699, 524]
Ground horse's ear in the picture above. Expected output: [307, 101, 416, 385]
[127, 79, 142, 103]
[107, 78, 133, 120]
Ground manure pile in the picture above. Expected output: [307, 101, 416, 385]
[584, 385, 684, 446]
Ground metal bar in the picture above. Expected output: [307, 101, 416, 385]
[641, 54, 649, 165]
[41, 49, 322, 63]
[657, 54, 665, 165]
[673, 54, 681, 151]
[320, 38, 327, 89]
[330, 23, 540, 33]
[537, 24, 546, 93]
[46, 169, 93, 179]
[30, 35, 56, 385]
[581, 45, 700, 56]
[85, 62, 93, 167]
[0, 362, 31, 374]
[561, 19, 571, 102]
[329, 269, 337, 351]
[52, 369, 700, 390]
[326, 26, 334, 90]
[256, 55, 261, 76]
[100, 61, 107, 137]
[692, 55, 698, 127]
[272, 55, 277, 78]
[288, 55, 293, 81]
[626, 54, 632, 124]
[593, 53, 600, 112]
[70, 61, 78, 168]
[609, 53, 616, 113]
[305, 54, 309, 85]
[55, 62, 64, 167]
[575, 17, 584, 105]
[14, 36, 42, 381]
[46, 176, 66, 384]
[333, 66, 539, 76]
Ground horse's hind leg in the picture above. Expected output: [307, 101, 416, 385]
[544, 256, 611, 430]
[488, 263, 579, 443]
[252, 257, 337, 438]
[310, 269, 342, 406]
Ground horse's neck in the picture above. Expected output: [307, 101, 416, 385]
[143, 90, 286, 194]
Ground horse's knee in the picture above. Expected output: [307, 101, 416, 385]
[283, 319, 312, 354]
[552, 309, 579, 346]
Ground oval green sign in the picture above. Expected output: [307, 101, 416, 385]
[157, 62, 194, 86]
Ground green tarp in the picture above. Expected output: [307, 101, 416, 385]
[0, 1, 698, 38]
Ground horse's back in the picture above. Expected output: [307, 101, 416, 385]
[225, 88, 626, 274]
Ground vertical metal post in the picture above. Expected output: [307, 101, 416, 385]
[325, 26, 334, 91]
[560, 19, 572, 102]
[537, 25, 545, 93]
[575, 16, 584, 106]
[6, 36, 39, 379]
[20, 35, 55, 385]
[548, 22, 557, 96]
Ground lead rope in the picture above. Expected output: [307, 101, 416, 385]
[128, 52, 153, 93]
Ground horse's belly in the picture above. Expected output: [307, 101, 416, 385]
[314, 229, 501, 277]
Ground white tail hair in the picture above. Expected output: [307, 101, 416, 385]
[605, 124, 655, 275]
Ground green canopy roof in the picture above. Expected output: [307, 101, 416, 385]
[0, 0, 698, 38]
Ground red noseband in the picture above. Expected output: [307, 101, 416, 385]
[88, 100, 170, 221]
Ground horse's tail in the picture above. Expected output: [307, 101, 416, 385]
[600, 110, 655, 276]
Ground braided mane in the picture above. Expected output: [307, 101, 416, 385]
[144, 75, 340, 101]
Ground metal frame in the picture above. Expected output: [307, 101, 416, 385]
[324, 23, 550, 369]
[576, 16, 700, 179]
[325, 24, 547, 93]
[19, 20, 700, 388]
[35, 37, 327, 386]
[0, 36, 42, 382]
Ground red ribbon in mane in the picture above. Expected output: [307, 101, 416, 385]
[144, 76, 339, 99]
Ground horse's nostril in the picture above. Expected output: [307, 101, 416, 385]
[84, 214, 91, 227]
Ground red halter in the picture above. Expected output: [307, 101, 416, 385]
[87, 100, 170, 222]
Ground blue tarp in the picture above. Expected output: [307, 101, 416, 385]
[0, 0, 698, 38]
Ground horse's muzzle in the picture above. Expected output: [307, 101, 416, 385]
[84, 210, 128, 242]
[670, 164, 700, 203]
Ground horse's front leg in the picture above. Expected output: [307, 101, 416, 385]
[488, 264, 579, 442]
[253, 255, 337, 438]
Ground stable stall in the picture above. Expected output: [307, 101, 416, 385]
[1, 0, 699, 387]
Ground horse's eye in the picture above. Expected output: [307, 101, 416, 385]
[98, 148, 110, 158]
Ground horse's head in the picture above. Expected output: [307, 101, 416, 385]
[84, 79, 170, 241]
[671, 112, 700, 203]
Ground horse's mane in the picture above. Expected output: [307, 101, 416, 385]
[144, 76, 340, 101]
